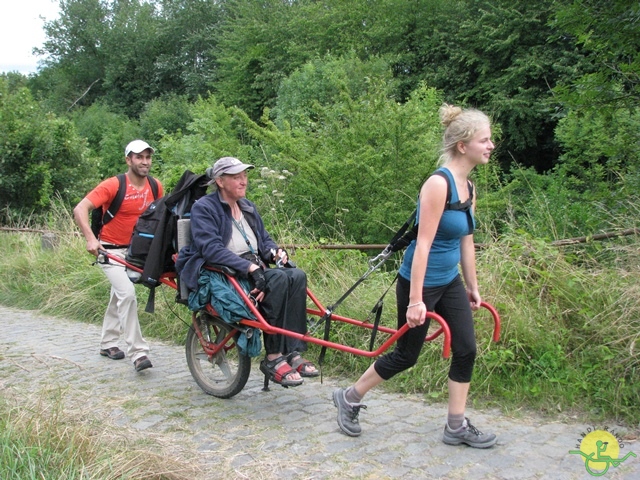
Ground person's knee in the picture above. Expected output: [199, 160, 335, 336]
[454, 345, 477, 365]
[290, 268, 306, 280]
[403, 353, 421, 370]
[389, 350, 421, 374]
[452, 333, 476, 359]
[449, 349, 476, 383]
[265, 269, 287, 289]
[288, 267, 307, 286]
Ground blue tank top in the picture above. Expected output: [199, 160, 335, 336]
[398, 168, 475, 287]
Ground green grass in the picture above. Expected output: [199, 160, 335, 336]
[0, 387, 201, 480]
[0, 201, 639, 432]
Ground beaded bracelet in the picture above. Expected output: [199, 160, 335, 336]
[407, 301, 424, 309]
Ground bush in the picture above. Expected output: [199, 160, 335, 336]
[0, 77, 94, 216]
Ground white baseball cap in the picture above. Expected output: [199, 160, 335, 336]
[125, 139, 155, 156]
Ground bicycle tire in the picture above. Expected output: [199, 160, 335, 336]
[185, 312, 251, 398]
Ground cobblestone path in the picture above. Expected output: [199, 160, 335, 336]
[1, 306, 638, 479]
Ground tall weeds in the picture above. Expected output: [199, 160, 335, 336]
[0, 387, 202, 479]
[0, 200, 638, 427]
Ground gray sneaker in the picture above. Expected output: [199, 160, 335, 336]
[333, 388, 366, 437]
[442, 417, 497, 448]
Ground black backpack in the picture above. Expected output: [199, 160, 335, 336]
[90, 174, 159, 238]
[125, 170, 209, 312]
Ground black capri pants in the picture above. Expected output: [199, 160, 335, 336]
[260, 267, 309, 356]
[374, 274, 477, 383]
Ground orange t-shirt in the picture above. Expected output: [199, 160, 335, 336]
[86, 175, 163, 245]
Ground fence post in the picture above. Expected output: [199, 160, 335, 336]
[41, 232, 58, 250]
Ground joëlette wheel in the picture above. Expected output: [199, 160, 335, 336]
[185, 312, 251, 398]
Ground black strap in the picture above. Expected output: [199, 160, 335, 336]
[101, 174, 126, 226]
[318, 275, 369, 368]
[318, 311, 332, 370]
[447, 179, 474, 212]
[368, 272, 398, 351]
[144, 286, 156, 313]
[233, 217, 264, 268]
[389, 170, 452, 252]
[388, 209, 418, 253]
[448, 179, 474, 235]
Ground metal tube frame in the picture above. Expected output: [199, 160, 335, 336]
[103, 252, 500, 360]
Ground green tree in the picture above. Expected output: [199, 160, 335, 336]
[272, 52, 398, 130]
[0, 78, 93, 216]
[237, 55, 445, 242]
[550, 108, 640, 235]
[36, 0, 167, 113]
[35, 0, 225, 113]
[547, 0, 640, 236]
[388, 0, 583, 172]
[153, 0, 223, 97]
[139, 93, 193, 146]
[34, 0, 111, 112]
[215, 0, 393, 119]
[214, 0, 589, 173]
[99, 0, 164, 111]
[553, 0, 640, 111]
[156, 94, 248, 187]
[70, 102, 141, 179]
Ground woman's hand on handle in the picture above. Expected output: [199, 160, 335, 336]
[467, 289, 482, 311]
[406, 301, 427, 328]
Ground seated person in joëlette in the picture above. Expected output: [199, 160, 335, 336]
[176, 156, 319, 387]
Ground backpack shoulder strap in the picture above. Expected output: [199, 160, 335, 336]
[102, 174, 127, 226]
[103, 175, 158, 226]
[147, 175, 159, 200]
[388, 170, 452, 253]
[446, 176, 474, 212]
[432, 169, 452, 207]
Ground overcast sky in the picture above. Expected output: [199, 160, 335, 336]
[0, 0, 61, 74]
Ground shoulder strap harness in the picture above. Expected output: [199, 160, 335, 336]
[102, 174, 159, 227]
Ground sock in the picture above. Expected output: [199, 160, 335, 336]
[345, 386, 363, 404]
[447, 413, 465, 430]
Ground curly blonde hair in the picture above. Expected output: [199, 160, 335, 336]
[439, 104, 491, 164]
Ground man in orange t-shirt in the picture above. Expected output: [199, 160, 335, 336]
[74, 140, 164, 372]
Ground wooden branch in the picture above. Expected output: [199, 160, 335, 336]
[67, 78, 101, 111]
[551, 228, 640, 246]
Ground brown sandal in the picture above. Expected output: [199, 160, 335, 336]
[287, 351, 320, 377]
